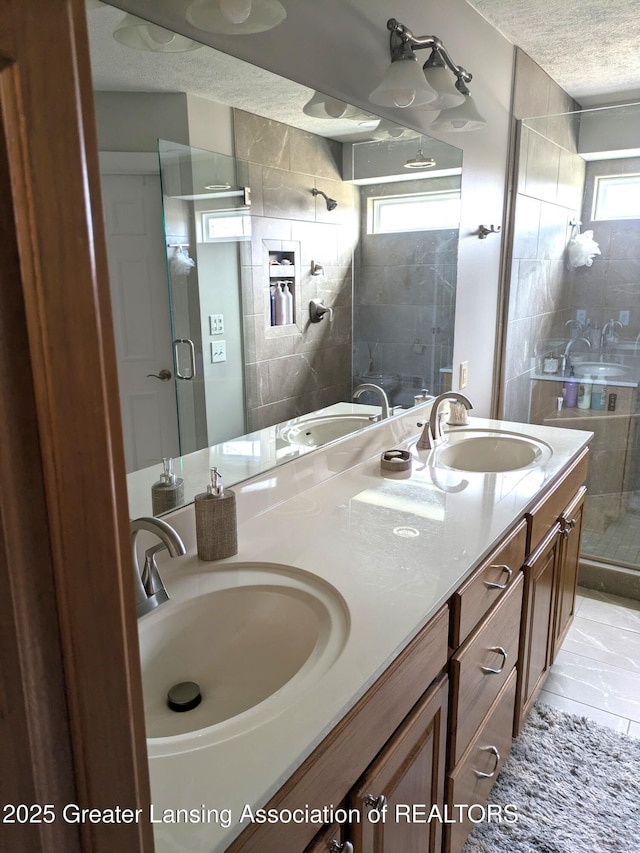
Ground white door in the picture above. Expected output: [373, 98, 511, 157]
[101, 172, 180, 472]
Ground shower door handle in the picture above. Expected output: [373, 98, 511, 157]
[173, 338, 196, 380]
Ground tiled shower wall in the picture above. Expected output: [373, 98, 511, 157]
[233, 109, 358, 431]
[502, 48, 581, 422]
[354, 178, 459, 406]
[503, 51, 640, 551]
[575, 157, 640, 335]
[573, 157, 640, 520]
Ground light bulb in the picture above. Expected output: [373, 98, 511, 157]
[392, 89, 416, 108]
[324, 98, 348, 118]
[146, 24, 176, 45]
[219, 0, 253, 24]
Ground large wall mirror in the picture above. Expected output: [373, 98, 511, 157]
[87, 1, 463, 517]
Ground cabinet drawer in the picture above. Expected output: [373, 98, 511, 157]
[445, 668, 517, 853]
[449, 572, 523, 765]
[527, 448, 588, 554]
[451, 519, 527, 647]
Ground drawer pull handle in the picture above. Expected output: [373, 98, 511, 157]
[474, 745, 501, 778]
[365, 793, 387, 811]
[560, 517, 577, 538]
[485, 565, 513, 590]
[481, 646, 508, 674]
[328, 842, 354, 853]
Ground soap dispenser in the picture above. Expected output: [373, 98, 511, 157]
[151, 457, 184, 516]
[194, 467, 238, 561]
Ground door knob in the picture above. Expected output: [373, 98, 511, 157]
[146, 369, 172, 381]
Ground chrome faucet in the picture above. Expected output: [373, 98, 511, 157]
[131, 516, 186, 618]
[564, 318, 584, 336]
[600, 320, 622, 354]
[353, 383, 390, 419]
[417, 392, 473, 450]
[562, 335, 591, 372]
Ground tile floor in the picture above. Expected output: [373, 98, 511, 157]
[540, 586, 640, 736]
[582, 508, 640, 566]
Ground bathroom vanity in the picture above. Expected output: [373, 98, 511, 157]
[142, 405, 591, 853]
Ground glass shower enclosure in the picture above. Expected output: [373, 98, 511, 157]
[502, 102, 640, 574]
[158, 139, 250, 456]
[350, 133, 463, 408]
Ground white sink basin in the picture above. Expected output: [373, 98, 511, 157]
[279, 413, 374, 447]
[572, 362, 630, 379]
[435, 429, 553, 473]
[139, 563, 349, 753]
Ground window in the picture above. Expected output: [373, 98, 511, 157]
[200, 210, 251, 242]
[367, 189, 461, 235]
[592, 174, 640, 221]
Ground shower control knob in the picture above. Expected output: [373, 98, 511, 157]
[147, 369, 172, 381]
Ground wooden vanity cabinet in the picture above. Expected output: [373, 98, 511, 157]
[553, 485, 586, 658]
[303, 670, 447, 853]
[516, 522, 560, 729]
[348, 674, 448, 853]
[448, 572, 524, 767]
[444, 548, 524, 853]
[229, 607, 449, 853]
[515, 449, 589, 734]
[445, 669, 517, 853]
[230, 450, 589, 853]
[304, 821, 345, 853]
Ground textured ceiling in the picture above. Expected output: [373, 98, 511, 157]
[465, 0, 640, 106]
[88, 0, 640, 133]
[87, 4, 384, 142]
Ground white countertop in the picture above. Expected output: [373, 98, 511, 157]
[126, 403, 381, 519]
[143, 410, 592, 852]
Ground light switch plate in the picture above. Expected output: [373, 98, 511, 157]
[209, 314, 224, 335]
[459, 361, 469, 389]
[210, 341, 226, 363]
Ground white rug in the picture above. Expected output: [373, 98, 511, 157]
[463, 703, 640, 852]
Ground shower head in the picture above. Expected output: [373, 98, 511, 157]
[311, 187, 338, 211]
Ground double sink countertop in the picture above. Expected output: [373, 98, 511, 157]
[143, 406, 592, 852]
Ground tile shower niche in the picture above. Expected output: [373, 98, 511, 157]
[265, 241, 300, 331]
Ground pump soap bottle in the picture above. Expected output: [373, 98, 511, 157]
[151, 457, 184, 515]
[195, 467, 238, 561]
[563, 367, 579, 408]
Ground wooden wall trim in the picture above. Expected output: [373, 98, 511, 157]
[0, 1, 151, 849]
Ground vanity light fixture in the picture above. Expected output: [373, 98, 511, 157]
[302, 91, 378, 123]
[186, 0, 286, 35]
[372, 118, 417, 139]
[113, 13, 203, 52]
[430, 79, 487, 132]
[369, 18, 486, 130]
[303, 90, 350, 119]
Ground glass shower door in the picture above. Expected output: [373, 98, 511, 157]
[157, 139, 250, 456]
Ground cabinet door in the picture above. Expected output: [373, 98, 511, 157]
[515, 523, 560, 734]
[553, 486, 586, 660]
[349, 675, 448, 853]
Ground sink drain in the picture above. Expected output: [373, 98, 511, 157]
[167, 681, 202, 713]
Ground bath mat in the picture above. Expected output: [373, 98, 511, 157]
[462, 702, 640, 852]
